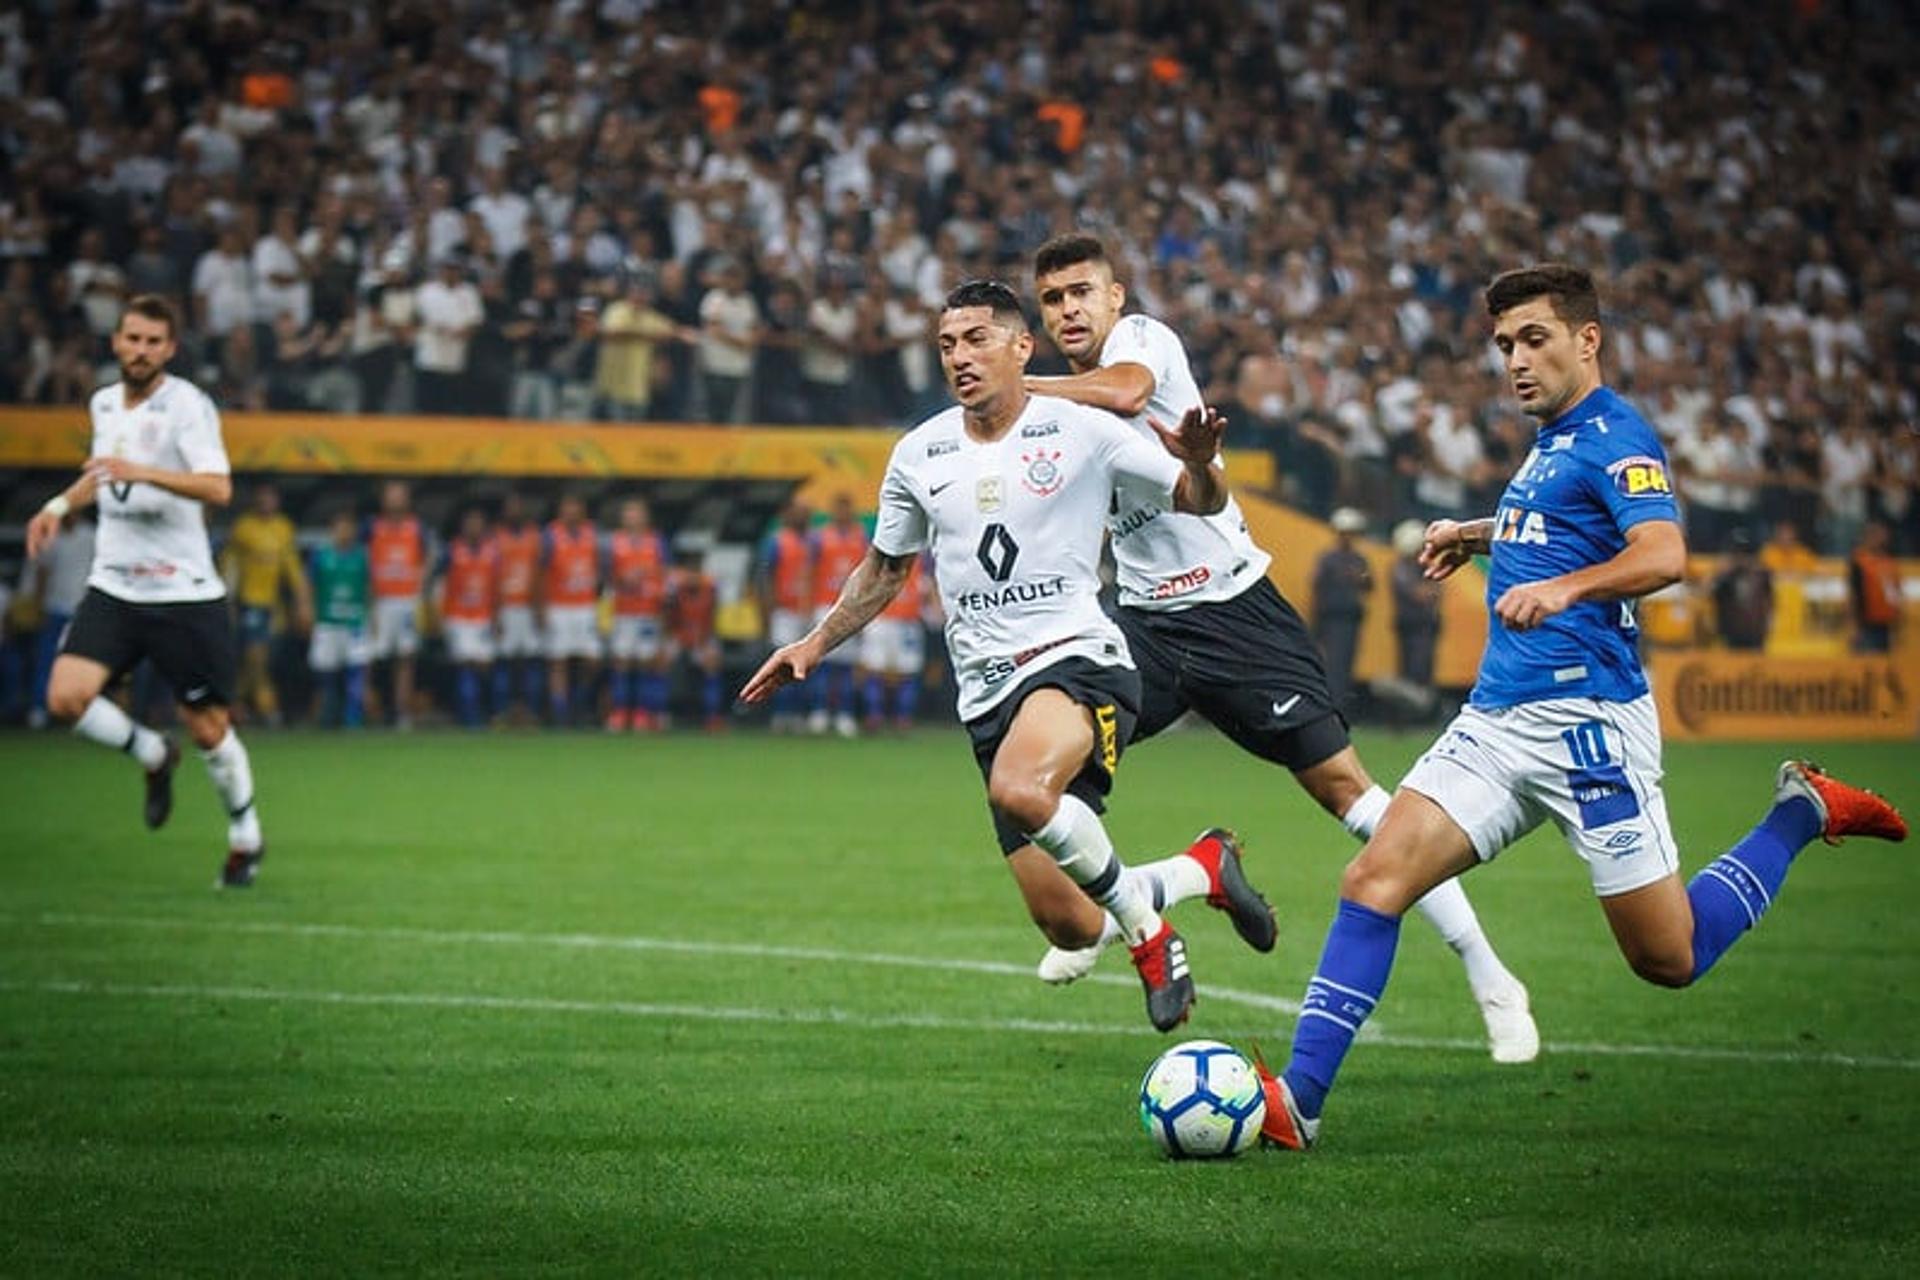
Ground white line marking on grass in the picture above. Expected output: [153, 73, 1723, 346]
[0, 978, 1167, 1038]
[3, 978, 1918, 1071]
[22, 911, 1305, 1017]
[15, 913, 1920, 1070]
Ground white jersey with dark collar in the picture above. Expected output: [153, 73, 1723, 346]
[1099, 312, 1271, 609]
[872, 393, 1183, 721]
[87, 374, 230, 604]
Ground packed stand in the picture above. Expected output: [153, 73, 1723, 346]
[0, 0, 1915, 560]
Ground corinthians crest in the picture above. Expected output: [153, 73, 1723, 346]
[1021, 447, 1063, 497]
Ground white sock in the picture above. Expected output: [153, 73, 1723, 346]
[74, 697, 167, 770]
[200, 728, 263, 852]
[1125, 850, 1210, 909]
[1029, 794, 1162, 944]
[1341, 784, 1391, 839]
[1412, 877, 1518, 1001]
[1069, 913, 1125, 953]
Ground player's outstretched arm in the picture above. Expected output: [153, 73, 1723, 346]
[1024, 362, 1156, 416]
[1420, 517, 1495, 580]
[25, 471, 102, 558]
[1494, 518, 1686, 631]
[740, 547, 913, 703]
[1150, 405, 1229, 515]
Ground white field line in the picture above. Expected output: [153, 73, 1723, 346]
[20, 910, 1304, 1017]
[11, 912, 1920, 1071]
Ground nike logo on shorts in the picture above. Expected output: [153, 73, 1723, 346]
[1271, 693, 1302, 719]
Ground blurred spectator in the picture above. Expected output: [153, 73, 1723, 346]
[802, 275, 860, 424]
[667, 547, 726, 732]
[1710, 528, 1773, 652]
[697, 259, 758, 423]
[753, 279, 812, 425]
[223, 484, 312, 727]
[1820, 410, 1877, 555]
[1848, 521, 1901, 654]
[307, 509, 371, 728]
[413, 256, 482, 415]
[22, 512, 94, 728]
[595, 277, 685, 422]
[1389, 518, 1442, 695]
[191, 224, 253, 340]
[253, 206, 310, 330]
[505, 270, 573, 420]
[1759, 520, 1819, 578]
[1313, 508, 1374, 715]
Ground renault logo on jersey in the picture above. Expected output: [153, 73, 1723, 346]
[1021, 448, 1063, 497]
[1608, 455, 1671, 497]
[976, 522, 1019, 582]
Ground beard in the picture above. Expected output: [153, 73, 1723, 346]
[120, 360, 162, 393]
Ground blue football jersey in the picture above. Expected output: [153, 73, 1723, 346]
[1471, 386, 1681, 708]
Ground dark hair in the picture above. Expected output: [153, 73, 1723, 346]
[942, 279, 1028, 330]
[1032, 232, 1109, 280]
[119, 293, 179, 338]
[1484, 263, 1600, 330]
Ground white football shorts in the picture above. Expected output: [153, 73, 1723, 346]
[769, 607, 808, 648]
[1399, 694, 1680, 898]
[609, 614, 665, 662]
[544, 604, 602, 660]
[369, 596, 420, 659]
[859, 618, 924, 676]
[308, 622, 370, 673]
[444, 619, 495, 665]
[496, 605, 540, 659]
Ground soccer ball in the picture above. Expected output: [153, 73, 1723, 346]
[1138, 1039, 1266, 1159]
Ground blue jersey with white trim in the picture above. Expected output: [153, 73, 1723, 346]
[1471, 386, 1680, 709]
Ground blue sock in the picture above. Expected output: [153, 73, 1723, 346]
[895, 677, 918, 723]
[864, 674, 886, 721]
[456, 668, 481, 726]
[1685, 796, 1822, 982]
[643, 672, 668, 717]
[492, 663, 511, 713]
[343, 666, 366, 727]
[550, 685, 569, 724]
[609, 668, 630, 713]
[701, 672, 721, 717]
[523, 662, 542, 711]
[829, 665, 853, 715]
[1284, 899, 1402, 1119]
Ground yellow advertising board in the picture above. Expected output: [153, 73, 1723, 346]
[1649, 652, 1920, 741]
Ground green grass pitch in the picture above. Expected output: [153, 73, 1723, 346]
[1, 726, 1917, 1276]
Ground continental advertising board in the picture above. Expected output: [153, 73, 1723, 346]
[1649, 653, 1920, 741]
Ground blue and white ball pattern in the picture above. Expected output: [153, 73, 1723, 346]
[1138, 1039, 1267, 1159]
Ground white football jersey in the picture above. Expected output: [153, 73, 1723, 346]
[1099, 313, 1272, 609]
[873, 393, 1183, 721]
[86, 374, 229, 604]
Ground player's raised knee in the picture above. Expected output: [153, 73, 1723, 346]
[987, 775, 1059, 838]
[44, 668, 100, 723]
[1337, 847, 1416, 915]
[1625, 948, 1695, 989]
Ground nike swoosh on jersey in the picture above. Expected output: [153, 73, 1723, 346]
[929, 481, 955, 497]
[1271, 693, 1303, 719]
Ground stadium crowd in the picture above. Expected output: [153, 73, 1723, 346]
[1, 0, 1915, 552]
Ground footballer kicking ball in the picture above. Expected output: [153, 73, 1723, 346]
[1138, 1039, 1266, 1159]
